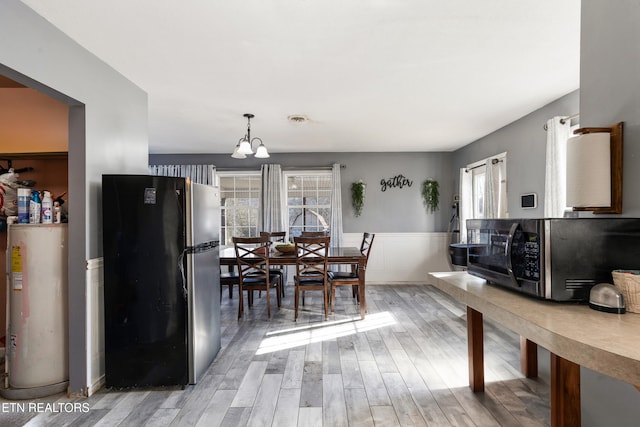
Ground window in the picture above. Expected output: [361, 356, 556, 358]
[285, 171, 332, 237]
[218, 172, 261, 245]
[459, 152, 507, 242]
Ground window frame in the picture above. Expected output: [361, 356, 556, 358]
[217, 170, 261, 245]
[283, 170, 333, 238]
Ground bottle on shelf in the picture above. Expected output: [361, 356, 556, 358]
[29, 190, 41, 224]
[17, 188, 30, 224]
[54, 201, 61, 224]
[41, 191, 53, 224]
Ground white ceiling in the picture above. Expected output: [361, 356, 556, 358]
[20, 0, 581, 155]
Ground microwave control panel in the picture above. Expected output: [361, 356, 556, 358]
[512, 231, 540, 280]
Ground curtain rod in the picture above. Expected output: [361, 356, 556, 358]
[543, 113, 579, 130]
[216, 164, 345, 172]
[465, 158, 502, 173]
[283, 165, 346, 171]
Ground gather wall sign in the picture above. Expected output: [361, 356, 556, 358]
[380, 174, 413, 192]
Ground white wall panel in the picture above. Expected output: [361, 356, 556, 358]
[86, 257, 104, 396]
[344, 232, 451, 284]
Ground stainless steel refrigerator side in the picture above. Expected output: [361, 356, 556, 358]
[186, 181, 221, 384]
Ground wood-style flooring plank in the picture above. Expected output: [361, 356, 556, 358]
[194, 389, 236, 427]
[245, 374, 283, 427]
[297, 407, 323, 427]
[368, 338, 399, 374]
[344, 388, 374, 426]
[169, 374, 224, 427]
[281, 350, 306, 389]
[370, 406, 401, 427]
[352, 330, 375, 362]
[271, 388, 302, 427]
[450, 386, 502, 426]
[219, 407, 251, 427]
[340, 358, 364, 389]
[230, 361, 269, 408]
[64, 409, 110, 427]
[430, 389, 476, 427]
[322, 340, 342, 374]
[407, 387, 451, 426]
[388, 348, 428, 390]
[92, 391, 151, 427]
[382, 372, 428, 426]
[359, 360, 392, 406]
[118, 390, 176, 427]
[322, 373, 348, 427]
[300, 361, 323, 407]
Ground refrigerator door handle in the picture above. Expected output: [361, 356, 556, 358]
[179, 240, 220, 300]
[184, 240, 219, 254]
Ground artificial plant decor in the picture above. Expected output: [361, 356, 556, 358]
[351, 180, 366, 217]
[421, 179, 439, 213]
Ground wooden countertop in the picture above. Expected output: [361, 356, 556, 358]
[428, 271, 640, 386]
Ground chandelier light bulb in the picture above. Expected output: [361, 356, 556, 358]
[255, 142, 270, 158]
[238, 139, 253, 155]
[231, 143, 247, 159]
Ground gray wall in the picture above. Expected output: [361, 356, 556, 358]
[582, 0, 640, 217]
[1, 0, 148, 395]
[579, 1, 640, 425]
[452, 90, 579, 218]
[150, 152, 454, 232]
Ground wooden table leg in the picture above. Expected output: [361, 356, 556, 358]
[550, 353, 581, 427]
[467, 306, 484, 392]
[520, 337, 538, 378]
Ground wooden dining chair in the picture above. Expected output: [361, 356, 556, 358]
[300, 231, 329, 237]
[329, 232, 375, 313]
[261, 231, 287, 242]
[233, 236, 282, 320]
[260, 231, 287, 296]
[293, 236, 331, 321]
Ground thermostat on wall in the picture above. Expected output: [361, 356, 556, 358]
[521, 193, 537, 209]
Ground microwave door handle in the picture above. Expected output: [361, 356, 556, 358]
[506, 223, 520, 287]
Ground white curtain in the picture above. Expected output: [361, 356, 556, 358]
[459, 167, 473, 243]
[484, 159, 507, 219]
[259, 164, 285, 233]
[484, 161, 498, 219]
[544, 117, 572, 217]
[148, 164, 216, 185]
[329, 163, 344, 249]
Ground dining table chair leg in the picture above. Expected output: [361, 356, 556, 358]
[294, 285, 300, 321]
[324, 289, 329, 320]
[266, 286, 271, 318]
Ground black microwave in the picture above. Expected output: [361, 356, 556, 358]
[466, 218, 640, 301]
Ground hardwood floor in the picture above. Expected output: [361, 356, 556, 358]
[1, 285, 550, 426]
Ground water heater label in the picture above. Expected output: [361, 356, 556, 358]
[11, 246, 23, 290]
[11, 246, 21, 272]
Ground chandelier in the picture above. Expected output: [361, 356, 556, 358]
[231, 113, 269, 159]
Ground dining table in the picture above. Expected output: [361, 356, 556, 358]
[219, 245, 368, 319]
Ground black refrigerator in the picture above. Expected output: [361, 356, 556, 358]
[102, 175, 221, 388]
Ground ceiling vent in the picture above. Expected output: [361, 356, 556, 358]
[288, 115, 308, 123]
